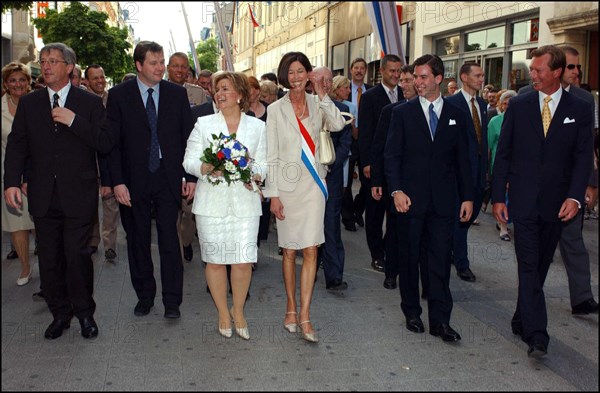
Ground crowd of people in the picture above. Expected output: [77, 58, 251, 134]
[2, 41, 598, 356]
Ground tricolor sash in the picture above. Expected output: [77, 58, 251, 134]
[296, 116, 328, 200]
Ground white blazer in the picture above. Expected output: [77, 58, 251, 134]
[183, 112, 267, 217]
[263, 93, 345, 197]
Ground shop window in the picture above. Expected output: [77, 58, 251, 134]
[436, 35, 459, 56]
[509, 49, 532, 91]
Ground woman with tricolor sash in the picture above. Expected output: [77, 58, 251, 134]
[263, 52, 346, 343]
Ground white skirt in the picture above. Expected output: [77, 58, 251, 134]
[196, 214, 259, 264]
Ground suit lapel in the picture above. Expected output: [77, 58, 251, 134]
[407, 99, 431, 139]
[128, 80, 151, 132]
[281, 93, 302, 133]
[546, 90, 571, 141]
[38, 89, 54, 128]
[523, 92, 545, 140]
[437, 99, 452, 138]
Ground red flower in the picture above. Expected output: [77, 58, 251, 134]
[233, 160, 238, 166]
[217, 151, 225, 160]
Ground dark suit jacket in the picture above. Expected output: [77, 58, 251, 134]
[107, 79, 195, 202]
[358, 84, 404, 169]
[492, 90, 593, 222]
[446, 92, 488, 189]
[369, 100, 405, 188]
[384, 97, 473, 217]
[330, 101, 353, 185]
[191, 101, 215, 119]
[4, 87, 113, 217]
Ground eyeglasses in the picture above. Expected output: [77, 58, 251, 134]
[566, 64, 582, 70]
[40, 59, 68, 67]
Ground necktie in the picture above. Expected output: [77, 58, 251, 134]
[542, 96, 552, 136]
[429, 103, 438, 139]
[53, 93, 59, 131]
[146, 88, 160, 173]
[389, 89, 397, 103]
[357, 86, 362, 108]
[470, 97, 482, 152]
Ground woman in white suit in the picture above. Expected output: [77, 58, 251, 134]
[183, 72, 266, 340]
[263, 52, 345, 343]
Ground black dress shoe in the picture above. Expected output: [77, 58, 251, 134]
[79, 317, 99, 339]
[430, 323, 461, 342]
[371, 259, 385, 272]
[456, 267, 476, 282]
[326, 279, 348, 291]
[383, 277, 397, 290]
[572, 298, 599, 315]
[32, 291, 46, 302]
[164, 304, 181, 319]
[406, 316, 425, 333]
[511, 322, 523, 336]
[527, 341, 547, 358]
[6, 249, 18, 259]
[44, 318, 71, 340]
[134, 300, 154, 316]
[355, 214, 364, 227]
[344, 223, 357, 232]
[183, 244, 193, 261]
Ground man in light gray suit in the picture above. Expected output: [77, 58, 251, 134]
[518, 46, 598, 315]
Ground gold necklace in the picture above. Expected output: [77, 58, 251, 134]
[8, 95, 17, 107]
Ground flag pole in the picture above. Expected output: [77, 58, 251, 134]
[181, 2, 202, 73]
[214, 1, 234, 71]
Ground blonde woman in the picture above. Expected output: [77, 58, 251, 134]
[183, 72, 266, 340]
[2, 61, 35, 286]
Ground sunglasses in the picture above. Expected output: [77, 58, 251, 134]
[566, 64, 582, 70]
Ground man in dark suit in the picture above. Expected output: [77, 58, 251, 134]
[493, 45, 593, 357]
[446, 62, 489, 282]
[385, 54, 473, 343]
[358, 54, 403, 273]
[312, 67, 353, 291]
[519, 47, 598, 317]
[341, 58, 373, 232]
[107, 41, 196, 319]
[4, 43, 114, 340]
[370, 64, 419, 290]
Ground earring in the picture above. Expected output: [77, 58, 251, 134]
[237, 98, 241, 104]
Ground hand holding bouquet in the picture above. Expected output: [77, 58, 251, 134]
[200, 133, 257, 187]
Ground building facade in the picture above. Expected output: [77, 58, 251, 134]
[228, 1, 598, 92]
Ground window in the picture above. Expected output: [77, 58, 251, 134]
[509, 49, 533, 91]
[465, 26, 505, 52]
[511, 19, 539, 45]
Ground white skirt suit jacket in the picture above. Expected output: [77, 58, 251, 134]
[262, 93, 346, 197]
[183, 112, 267, 218]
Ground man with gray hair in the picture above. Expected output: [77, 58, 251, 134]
[4, 42, 114, 340]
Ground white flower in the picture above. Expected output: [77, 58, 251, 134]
[225, 161, 236, 173]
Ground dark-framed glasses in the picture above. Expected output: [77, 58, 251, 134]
[566, 64, 582, 70]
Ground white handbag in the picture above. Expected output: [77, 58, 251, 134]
[319, 111, 354, 165]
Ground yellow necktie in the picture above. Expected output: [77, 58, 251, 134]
[542, 96, 552, 136]
[357, 86, 362, 108]
[470, 97, 482, 152]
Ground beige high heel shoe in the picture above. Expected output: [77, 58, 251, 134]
[299, 320, 318, 343]
[284, 311, 298, 333]
[230, 308, 250, 340]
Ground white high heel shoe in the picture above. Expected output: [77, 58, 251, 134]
[284, 311, 298, 333]
[230, 309, 250, 340]
[16, 271, 32, 286]
[218, 327, 233, 338]
[299, 320, 318, 343]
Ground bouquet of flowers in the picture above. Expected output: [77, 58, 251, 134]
[200, 132, 253, 186]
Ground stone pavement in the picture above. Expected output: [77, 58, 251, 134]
[1, 205, 598, 391]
